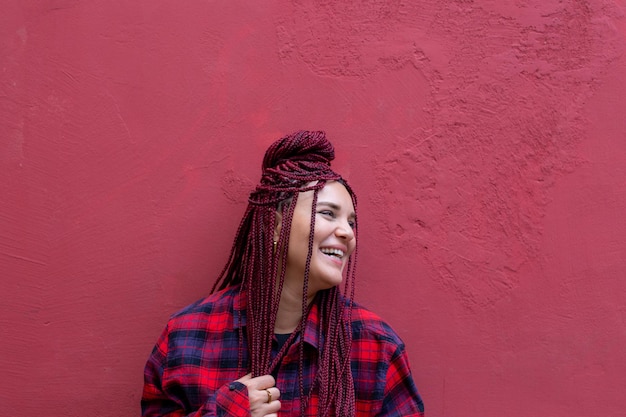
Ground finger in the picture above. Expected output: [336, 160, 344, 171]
[250, 387, 274, 406]
[248, 391, 280, 415]
[265, 400, 281, 415]
[246, 374, 276, 390]
[249, 391, 280, 409]
[266, 386, 280, 401]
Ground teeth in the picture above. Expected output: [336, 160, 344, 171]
[321, 248, 344, 258]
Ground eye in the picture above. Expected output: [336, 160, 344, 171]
[348, 219, 356, 229]
[318, 209, 335, 218]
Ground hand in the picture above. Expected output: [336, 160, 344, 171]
[236, 373, 281, 417]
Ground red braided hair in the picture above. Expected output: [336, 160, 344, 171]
[211, 130, 358, 416]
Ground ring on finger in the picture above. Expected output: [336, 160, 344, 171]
[265, 388, 272, 403]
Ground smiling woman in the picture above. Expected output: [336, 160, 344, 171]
[279, 181, 356, 301]
[141, 131, 425, 417]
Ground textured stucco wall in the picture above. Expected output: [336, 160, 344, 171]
[1, 1, 625, 416]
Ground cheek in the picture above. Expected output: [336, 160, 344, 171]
[344, 241, 357, 260]
[287, 223, 312, 258]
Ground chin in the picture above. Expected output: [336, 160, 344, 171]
[310, 274, 344, 293]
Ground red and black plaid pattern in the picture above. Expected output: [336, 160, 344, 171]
[141, 286, 425, 416]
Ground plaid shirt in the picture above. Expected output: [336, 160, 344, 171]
[142, 285, 424, 416]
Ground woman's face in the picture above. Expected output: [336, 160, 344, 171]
[278, 181, 356, 297]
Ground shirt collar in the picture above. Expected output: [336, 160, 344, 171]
[232, 286, 247, 330]
[302, 300, 322, 349]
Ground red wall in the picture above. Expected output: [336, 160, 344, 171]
[2, 1, 625, 416]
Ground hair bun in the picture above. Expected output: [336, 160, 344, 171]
[262, 130, 335, 172]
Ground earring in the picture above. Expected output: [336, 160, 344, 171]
[273, 240, 277, 255]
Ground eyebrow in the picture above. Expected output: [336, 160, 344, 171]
[317, 201, 356, 218]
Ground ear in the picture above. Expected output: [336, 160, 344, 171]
[274, 210, 282, 242]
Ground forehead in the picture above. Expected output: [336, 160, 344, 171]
[313, 181, 355, 213]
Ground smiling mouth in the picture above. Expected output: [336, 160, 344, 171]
[320, 248, 345, 259]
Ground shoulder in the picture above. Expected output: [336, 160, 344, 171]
[347, 300, 406, 348]
[166, 285, 242, 332]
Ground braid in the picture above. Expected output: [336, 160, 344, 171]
[213, 130, 358, 416]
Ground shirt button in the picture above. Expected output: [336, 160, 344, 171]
[229, 383, 237, 391]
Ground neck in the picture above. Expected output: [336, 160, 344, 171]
[274, 282, 315, 334]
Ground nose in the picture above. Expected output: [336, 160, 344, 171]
[335, 219, 355, 241]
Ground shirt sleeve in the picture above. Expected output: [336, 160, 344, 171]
[141, 323, 251, 417]
[378, 343, 425, 417]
